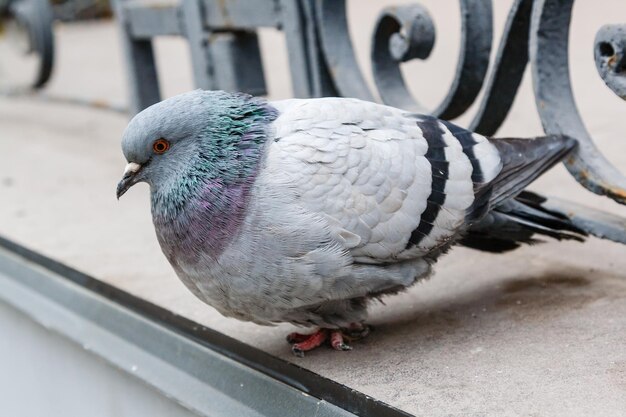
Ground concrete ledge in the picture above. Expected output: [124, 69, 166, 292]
[0, 236, 405, 417]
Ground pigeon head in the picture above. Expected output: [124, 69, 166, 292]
[116, 90, 278, 212]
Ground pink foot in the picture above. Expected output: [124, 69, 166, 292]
[286, 331, 313, 344]
[290, 329, 328, 357]
[286, 324, 371, 357]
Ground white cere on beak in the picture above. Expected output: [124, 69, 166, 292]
[124, 162, 142, 176]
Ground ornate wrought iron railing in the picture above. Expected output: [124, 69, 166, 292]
[1, 0, 623, 208]
[0, 0, 54, 89]
[0, 0, 626, 234]
[0, 0, 111, 92]
[113, 0, 626, 213]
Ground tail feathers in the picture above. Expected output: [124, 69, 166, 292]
[461, 191, 587, 253]
[509, 192, 586, 236]
[489, 135, 578, 206]
[525, 192, 626, 245]
[468, 135, 578, 221]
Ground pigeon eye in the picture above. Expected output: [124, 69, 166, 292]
[153, 139, 170, 154]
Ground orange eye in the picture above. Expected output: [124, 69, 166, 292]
[153, 138, 170, 154]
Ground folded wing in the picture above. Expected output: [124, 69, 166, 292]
[267, 98, 502, 263]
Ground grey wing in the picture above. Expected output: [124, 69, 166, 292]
[267, 98, 503, 263]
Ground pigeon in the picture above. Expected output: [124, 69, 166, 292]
[117, 90, 587, 356]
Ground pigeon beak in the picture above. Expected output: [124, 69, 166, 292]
[116, 162, 142, 199]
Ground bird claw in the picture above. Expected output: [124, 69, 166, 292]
[289, 329, 328, 356]
[286, 324, 369, 356]
[330, 330, 352, 351]
[332, 341, 353, 351]
[291, 346, 305, 358]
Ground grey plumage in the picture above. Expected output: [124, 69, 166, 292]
[117, 90, 588, 340]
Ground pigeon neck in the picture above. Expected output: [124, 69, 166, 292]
[153, 176, 258, 262]
[150, 99, 278, 260]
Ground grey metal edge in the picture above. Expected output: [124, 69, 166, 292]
[0, 239, 405, 417]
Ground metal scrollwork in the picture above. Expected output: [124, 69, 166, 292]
[530, 0, 626, 204]
[469, 0, 533, 135]
[317, 0, 494, 119]
[370, 4, 437, 114]
[316, 0, 626, 206]
[371, 0, 493, 119]
[595, 24, 626, 100]
[0, 0, 54, 90]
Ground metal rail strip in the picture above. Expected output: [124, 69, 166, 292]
[0, 235, 412, 417]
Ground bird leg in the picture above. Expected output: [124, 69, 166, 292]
[287, 323, 371, 356]
[329, 330, 352, 351]
[289, 329, 328, 357]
